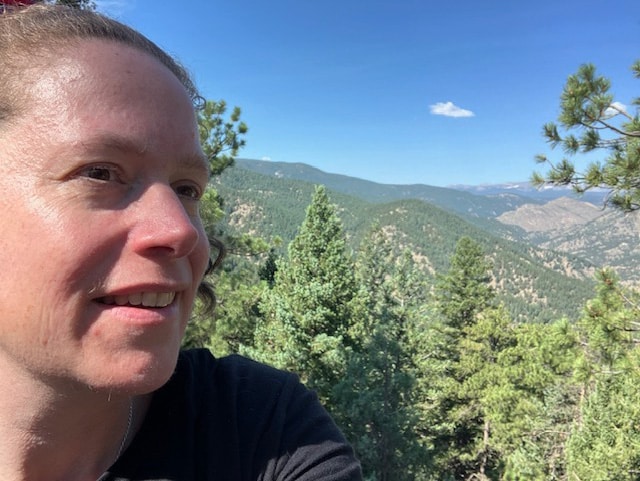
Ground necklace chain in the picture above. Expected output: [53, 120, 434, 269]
[97, 400, 133, 481]
[115, 400, 133, 461]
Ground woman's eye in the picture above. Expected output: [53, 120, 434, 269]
[175, 183, 202, 200]
[78, 165, 119, 182]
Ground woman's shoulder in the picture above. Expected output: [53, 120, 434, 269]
[169, 348, 306, 419]
[175, 348, 298, 391]
[114, 349, 362, 480]
[178, 348, 290, 374]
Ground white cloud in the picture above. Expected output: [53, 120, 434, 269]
[604, 101, 627, 118]
[429, 101, 475, 118]
[261, 156, 272, 161]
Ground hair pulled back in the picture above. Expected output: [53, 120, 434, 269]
[0, 4, 201, 123]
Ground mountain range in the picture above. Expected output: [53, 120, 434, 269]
[213, 158, 640, 323]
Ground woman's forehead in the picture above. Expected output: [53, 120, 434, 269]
[26, 40, 194, 117]
[3, 40, 201, 164]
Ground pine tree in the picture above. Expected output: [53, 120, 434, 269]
[247, 186, 356, 405]
[532, 60, 640, 211]
[184, 259, 265, 356]
[335, 226, 427, 480]
[566, 270, 640, 480]
[435, 236, 495, 333]
[500, 320, 579, 481]
[184, 100, 251, 350]
[427, 236, 499, 480]
[198, 100, 248, 177]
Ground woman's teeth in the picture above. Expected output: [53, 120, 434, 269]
[100, 292, 176, 308]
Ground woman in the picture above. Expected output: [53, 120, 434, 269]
[0, 5, 361, 480]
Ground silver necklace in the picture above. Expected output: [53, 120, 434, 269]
[97, 400, 134, 481]
[115, 400, 133, 461]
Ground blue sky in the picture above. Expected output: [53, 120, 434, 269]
[97, 1, 640, 187]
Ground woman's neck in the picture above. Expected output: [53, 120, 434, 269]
[0, 358, 144, 481]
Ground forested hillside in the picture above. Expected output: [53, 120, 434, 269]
[236, 157, 537, 222]
[214, 163, 596, 323]
[188, 178, 640, 481]
[235, 158, 639, 286]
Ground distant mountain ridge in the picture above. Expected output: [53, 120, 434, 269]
[235, 158, 536, 219]
[236, 158, 607, 218]
[231, 158, 639, 286]
[214, 160, 611, 323]
[236, 159, 606, 207]
[451, 182, 608, 205]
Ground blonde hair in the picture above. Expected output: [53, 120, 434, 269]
[0, 4, 201, 124]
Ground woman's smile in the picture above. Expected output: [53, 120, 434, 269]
[98, 292, 177, 308]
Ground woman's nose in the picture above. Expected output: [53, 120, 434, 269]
[129, 183, 202, 259]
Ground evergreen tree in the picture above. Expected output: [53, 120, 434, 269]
[257, 248, 279, 287]
[435, 236, 495, 333]
[567, 369, 640, 481]
[185, 100, 252, 350]
[574, 269, 640, 380]
[532, 60, 640, 211]
[197, 100, 250, 242]
[455, 305, 517, 479]
[247, 186, 356, 405]
[500, 320, 579, 481]
[184, 258, 264, 356]
[198, 100, 248, 176]
[427, 236, 498, 480]
[335, 226, 427, 480]
[566, 270, 640, 480]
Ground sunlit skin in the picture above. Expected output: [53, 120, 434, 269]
[0, 40, 210, 479]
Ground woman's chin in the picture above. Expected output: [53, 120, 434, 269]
[82, 347, 181, 395]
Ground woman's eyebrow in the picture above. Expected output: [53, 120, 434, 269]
[75, 134, 211, 179]
[183, 151, 212, 181]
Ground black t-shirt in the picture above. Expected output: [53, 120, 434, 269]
[103, 349, 362, 480]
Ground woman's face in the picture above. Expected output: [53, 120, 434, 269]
[0, 40, 210, 394]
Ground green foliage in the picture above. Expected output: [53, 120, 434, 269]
[199, 170, 640, 478]
[257, 248, 279, 287]
[216, 164, 597, 323]
[498, 321, 579, 480]
[184, 99, 260, 353]
[247, 186, 356, 403]
[192, 99, 249, 243]
[533, 60, 640, 211]
[335, 226, 429, 480]
[575, 269, 640, 380]
[435, 236, 495, 332]
[564, 270, 640, 480]
[181, 92, 640, 478]
[207, 163, 640, 479]
[185, 258, 265, 356]
[426, 237, 503, 480]
[199, 100, 248, 177]
[567, 369, 640, 481]
[196, 100, 253, 245]
[199, 189, 226, 237]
